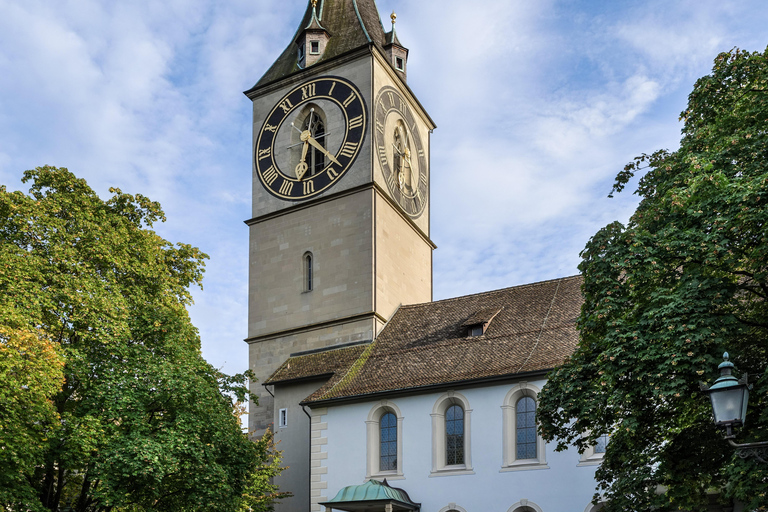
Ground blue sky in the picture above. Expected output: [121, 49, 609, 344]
[1, 0, 766, 377]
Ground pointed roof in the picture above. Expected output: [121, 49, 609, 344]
[252, 0, 389, 89]
[384, 11, 403, 48]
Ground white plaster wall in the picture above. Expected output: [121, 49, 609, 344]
[319, 380, 602, 512]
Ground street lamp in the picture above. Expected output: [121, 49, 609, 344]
[701, 352, 768, 463]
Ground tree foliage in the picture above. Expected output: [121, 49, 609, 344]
[0, 166, 285, 511]
[538, 47, 768, 511]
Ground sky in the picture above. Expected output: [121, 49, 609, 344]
[1, 0, 767, 378]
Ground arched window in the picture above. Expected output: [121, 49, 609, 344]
[431, 391, 473, 475]
[302, 111, 325, 176]
[303, 252, 313, 292]
[380, 412, 397, 471]
[507, 501, 544, 512]
[516, 396, 537, 460]
[502, 383, 547, 470]
[366, 401, 403, 478]
[446, 404, 464, 465]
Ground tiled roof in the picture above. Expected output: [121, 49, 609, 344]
[264, 342, 369, 386]
[252, 0, 389, 89]
[303, 275, 583, 404]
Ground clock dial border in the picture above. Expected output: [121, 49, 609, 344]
[255, 76, 368, 201]
[374, 86, 428, 218]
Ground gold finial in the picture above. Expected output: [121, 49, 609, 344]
[312, 0, 317, 8]
[391, 11, 397, 25]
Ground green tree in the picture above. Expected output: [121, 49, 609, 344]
[0, 166, 285, 511]
[538, 47, 768, 511]
[0, 327, 64, 511]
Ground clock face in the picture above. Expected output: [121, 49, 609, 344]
[374, 86, 428, 218]
[255, 76, 367, 200]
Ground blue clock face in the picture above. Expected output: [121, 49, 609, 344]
[255, 76, 367, 201]
[374, 86, 428, 218]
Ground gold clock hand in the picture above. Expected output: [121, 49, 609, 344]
[305, 133, 342, 166]
[295, 141, 309, 180]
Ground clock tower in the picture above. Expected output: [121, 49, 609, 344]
[244, 0, 436, 449]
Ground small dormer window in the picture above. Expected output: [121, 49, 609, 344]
[298, 45, 305, 63]
[310, 40, 320, 55]
[469, 324, 484, 337]
[395, 57, 404, 71]
[462, 307, 501, 337]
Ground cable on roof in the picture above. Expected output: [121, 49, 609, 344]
[515, 279, 561, 374]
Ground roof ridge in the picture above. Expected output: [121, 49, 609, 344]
[351, 0, 372, 42]
[398, 274, 582, 309]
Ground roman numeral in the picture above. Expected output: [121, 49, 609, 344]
[263, 166, 279, 186]
[278, 99, 293, 114]
[387, 92, 394, 107]
[343, 93, 356, 108]
[328, 82, 336, 96]
[279, 180, 294, 196]
[258, 148, 271, 160]
[378, 145, 387, 161]
[418, 148, 425, 158]
[386, 172, 396, 190]
[303, 180, 315, 195]
[301, 83, 316, 100]
[348, 115, 363, 130]
[376, 120, 384, 134]
[339, 142, 358, 158]
[327, 167, 339, 180]
[420, 172, 428, 185]
[264, 124, 277, 133]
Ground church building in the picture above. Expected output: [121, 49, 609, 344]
[244, 1, 605, 511]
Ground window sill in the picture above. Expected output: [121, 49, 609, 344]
[500, 461, 549, 472]
[429, 467, 475, 477]
[577, 457, 603, 467]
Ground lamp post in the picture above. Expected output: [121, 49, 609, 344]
[701, 352, 768, 464]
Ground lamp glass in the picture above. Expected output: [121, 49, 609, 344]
[709, 385, 748, 426]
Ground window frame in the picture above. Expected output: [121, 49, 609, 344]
[501, 383, 548, 471]
[366, 400, 404, 479]
[579, 432, 609, 466]
[303, 251, 313, 292]
[278, 407, 288, 429]
[430, 391, 474, 476]
[507, 500, 544, 512]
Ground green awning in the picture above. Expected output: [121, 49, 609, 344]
[320, 479, 420, 512]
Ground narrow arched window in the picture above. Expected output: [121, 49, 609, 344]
[446, 404, 464, 465]
[302, 112, 325, 176]
[303, 252, 313, 292]
[379, 412, 397, 471]
[516, 396, 537, 460]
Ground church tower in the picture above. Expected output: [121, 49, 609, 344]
[244, 0, 435, 461]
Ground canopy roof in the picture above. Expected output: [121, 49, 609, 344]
[320, 479, 419, 512]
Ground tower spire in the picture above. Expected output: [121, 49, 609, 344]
[249, 0, 401, 90]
